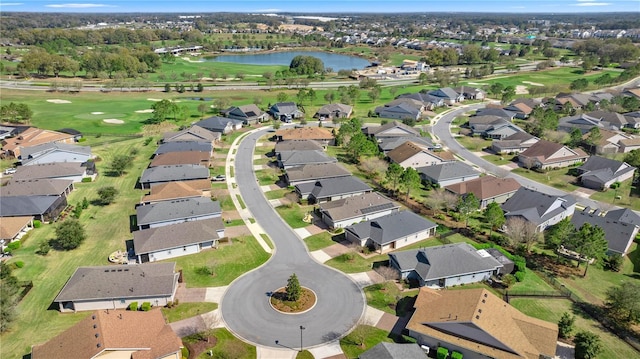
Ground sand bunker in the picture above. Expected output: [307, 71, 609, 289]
[91, 112, 104, 115]
[135, 109, 154, 113]
[523, 81, 544, 87]
[467, 82, 483, 85]
[147, 98, 162, 102]
[103, 119, 124, 124]
[515, 85, 529, 95]
[47, 99, 71, 104]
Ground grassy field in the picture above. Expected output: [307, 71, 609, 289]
[161, 302, 218, 323]
[511, 298, 639, 359]
[589, 179, 640, 211]
[303, 232, 338, 251]
[340, 325, 394, 359]
[364, 282, 419, 316]
[512, 167, 581, 192]
[275, 204, 314, 229]
[185, 328, 256, 359]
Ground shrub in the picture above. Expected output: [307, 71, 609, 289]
[604, 254, 623, 272]
[14, 261, 24, 268]
[144, 137, 154, 146]
[128, 302, 138, 311]
[514, 271, 526, 282]
[33, 220, 41, 228]
[195, 266, 213, 276]
[77, 138, 87, 142]
[81, 197, 89, 209]
[503, 274, 516, 287]
[141, 302, 151, 311]
[36, 241, 50, 256]
[81, 177, 92, 183]
[7, 241, 20, 251]
[610, 182, 621, 189]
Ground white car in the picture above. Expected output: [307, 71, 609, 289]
[3, 168, 16, 175]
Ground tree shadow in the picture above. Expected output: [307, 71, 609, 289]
[322, 331, 342, 342]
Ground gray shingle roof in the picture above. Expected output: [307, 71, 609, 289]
[605, 208, 640, 226]
[571, 209, 639, 255]
[162, 125, 220, 143]
[319, 192, 399, 222]
[140, 164, 210, 185]
[346, 211, 436, 246]
[20, 142, 91, 160]
[195, 116, 244, 132]
[416, 162, 479, 182]
[363, 120, 420, 138]
[54, 263, 177, 302]
[285, 163, 351, 184]
[378, 136, 433, 153]
[133, 218, 225, 254]
[279, 150, 337, 168]
[389, 243, 505, 281]
[0, 195, 60, 217]
[501, 187, 576, 226]
[307, 176, 372, 201]
[270, 102, 300, 115]
[136, 198, 221, 226]
[359, 342, 428, 359]
[12, 162, 86, 181]
[2, 178, 73, 197]
[428, 87, 461, 101]
[577, 156, 636, 186]
[375, 104, 420, 118]
[275, 139, 324, 153]
[154, 141, 212, 155]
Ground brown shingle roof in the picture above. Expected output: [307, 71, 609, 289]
[620, 137, 640, 146]
[408, 288, 558, 359]
[149, 151, 211, 167]
[319, 192, 399, 222]
[141, 180, 209, 203]
[519, 140, 587, 164]
[275, 139, 324, 153]
[2, 179, 73, 197]
[387, 141, 454, 164]
[285, 163, 351, 183]
[2, 127, 75, 157]
[512, 102, 533, 115]
[275, 127, 334, 141]
[0, 216, 32, 240]
[445, 176, 521, 201]
[31, 309, 182, 359]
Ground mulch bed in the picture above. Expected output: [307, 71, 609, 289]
[185, 335, 217, 359]
[270, 287, 316, 313]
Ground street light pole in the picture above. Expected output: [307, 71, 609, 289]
[299, 325, 305, 352]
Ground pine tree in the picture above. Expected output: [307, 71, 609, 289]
[286, 273, 301, 302]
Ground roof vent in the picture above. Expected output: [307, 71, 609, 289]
[95, 333, 99, 338]
[92, 315, 96, 320]
[97, 343, 101, 348]
[476, 315, 480, 319]
[93, 324, 97, 328]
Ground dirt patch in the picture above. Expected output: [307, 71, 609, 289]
[46, 99, 71, 104]
[270, 287, 316, 313]
[224, 225, 251, 237]
[184, 335, 217, 359]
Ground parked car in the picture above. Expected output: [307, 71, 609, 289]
[3, 168, 16, 175]
[212, 175, 226, 181]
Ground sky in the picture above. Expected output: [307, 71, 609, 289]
[0, 0, 638, 13]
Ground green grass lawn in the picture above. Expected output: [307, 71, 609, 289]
[164, 235, 270, 288]
[589, 179, 640, 211]
[255, 168, 280, 186]
[512, 167, 581, 192]
[190, 328, 256, 359]
[275, 204, 314, 229]
[303, 232, 337, 251]
[224, 219, 245, 227]
[455, 135, 492, 152]
[511, 298, 638, 359]
[265, 188, 291, 200]
[340, 325, 394, 359]
[161, 302, 218, 323]
[364, 282, 419, 316]
[483, 153, 517, 166]
[510, 268, 556, 292]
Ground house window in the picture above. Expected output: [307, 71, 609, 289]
[167, 250, 171, 254]
[120, 299, 125, 304]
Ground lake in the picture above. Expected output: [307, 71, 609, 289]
[205, 51, 371, 71]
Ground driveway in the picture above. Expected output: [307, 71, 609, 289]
[220, 129, 366, 350]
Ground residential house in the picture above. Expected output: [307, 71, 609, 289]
[396, 92, 445, 109]
[445, 176, 521, 209]
[587, 110, 632, 130]
[194, 116, 244, 134]
[140, 164, 210, 189]
[453, 86, 485, 100]
[278, 150, 337, 169]
[374, 103, 421, 121]
[518, 140, 588, 170]
[149, 151, 211, 168]
[284, 163, 351, 187]
[345, 211, 436, 253]
[503, 102, 533, 120]
[387, 142, 455, 169]
[222, 104, 268, 124]
[407, 288, 558, 359]
[605, 208, 640, 227]
[140, 179, 212, 204]
[53, 262, 179, 312]
[154, 141, 213, 157]
[269, 102, 304, 121]
[571, 208, 640, 256]
[319, 192, 400, 229]
[314, 103, 353, 121]
[501, 187, 577, 231]
[0, 195, 67, 222]
[485, 123, 525, 141]
[619, 137, 640, 153]
[12, 162, 95, 183]
[19, 142, 92, 166]
[275, 127, 334, 146]
[427, 87, 464, 105]
[558, 113, 609, 134]
[133, 218, 225, 263]
[389, 243, 509, 288]
[622, 87, 640, 100]
[554, 92, 600, 110]
[417, 162, 480, 187]
[474, 107, 516, 121]
[576, 156, 636, 190]
[377, 136, 434, 155]
[467, 115, 519, 139]
[136, 197, 221, 230]
[31, 309, 183, 359]
[0, 216, 33, 250]
[275, 139, 324, 153]
[296, 176, 372, 203]
[1, 127, 75, 158]
[57, 127, 83, 141]
[491, 132, 539, 154]
[359, 343, 428, 359]
[0, 125, 17, 140]
[363, 120, 420, 140]
[583, 128, 633, 154]
[162, 125, 220, 144]
[623, 111, 640, 129]
[2, 178, 74, 198]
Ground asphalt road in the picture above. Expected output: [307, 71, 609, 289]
[220, 129, 365, 350]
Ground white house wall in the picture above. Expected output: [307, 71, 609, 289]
[147, 243, 202, 262]
[69, 295, 174, 312]
[443, 270, 494, 287]
[399, 152, 445, 169]
[328, 208, 399, 229]
[145, 213, 221, 229]
[378, 227, 434, 252]
[436, 174, 481, 188]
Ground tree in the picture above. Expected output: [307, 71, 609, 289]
[568, 223, 608, 276]
[484, 202, 505, 236]
[289, 55, 324, 75]
[501, 86, 516, 104]
[197, 103, 209, 119]
[425, 188, 458, 216]
[368, 86, 381, 103]
[0, 102, 32, 124]
[505, 217, 541, 252]
[109, 154, 133, 176]
[285, 273, 301, 302]
[52, 219, 86, 250]
[567, 128, 583, 148]
[400, 167, 421, 202]
[151, 99, 178, 123]
[623, 149, 640, 170]
[544, 218, 574, 251]
[585, 127, 602, 154]
[605, 281, 640, 327]
[574, 331, 603, 359]
[457, 193, 480, 228]
[570, 78, 589, 91]
[345, 132, 378, 162]
[276, 92, 289, 103]
[385, 163, 404, 194]
[488, 83, 505, 98]
[418, 72, 429, 85]
[97, 186, 119, 205]
[558, 312, 576, 339]
[324, 91, 335, 103]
